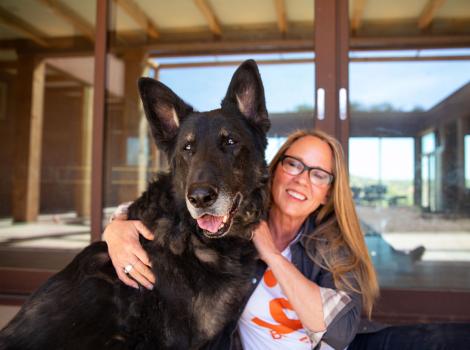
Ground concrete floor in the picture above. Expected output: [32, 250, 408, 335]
[0, 206, 470, 328]
[0, 305, 19, 329]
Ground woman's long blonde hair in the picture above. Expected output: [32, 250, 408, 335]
[269, 129, 379, 317]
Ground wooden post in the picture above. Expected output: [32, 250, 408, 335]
[414, 136, 422, 207]
[75, 86, 93, 219]
[314, 0, 349, 154]
[150, 66, 164, 171]
[12, 55, 45, 222]
[90, 0, 108, 241]
[122, 50, 147, 198]
[456, 118, 465, 213]
[137, 64, 151, 196]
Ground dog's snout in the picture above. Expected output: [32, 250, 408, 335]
[187, 184, 218, 208]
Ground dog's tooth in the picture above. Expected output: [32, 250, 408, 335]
[223, 215, 228, 223]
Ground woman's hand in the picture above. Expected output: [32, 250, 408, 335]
[252, 220, 281, 263]
[102, 220, 155, 290]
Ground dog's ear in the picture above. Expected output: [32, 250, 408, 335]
[221, 60, 270, 133]
[138, 77, 193, 152]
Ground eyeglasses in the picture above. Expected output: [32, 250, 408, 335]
[280, 155, 334, 186]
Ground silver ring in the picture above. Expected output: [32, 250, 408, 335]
[123, 264, 133, 274]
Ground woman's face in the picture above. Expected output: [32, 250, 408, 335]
[271, 135, 333, 221]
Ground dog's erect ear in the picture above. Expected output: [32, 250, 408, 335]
[221, 60, 270, 133]
[138, 77, 193, 152]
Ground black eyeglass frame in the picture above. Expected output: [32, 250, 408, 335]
[279, 154, 335, 185]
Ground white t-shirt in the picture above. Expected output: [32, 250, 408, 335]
[239, 243, 312, 350]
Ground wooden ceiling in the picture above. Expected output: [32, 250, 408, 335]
[0, 0, 470, 58]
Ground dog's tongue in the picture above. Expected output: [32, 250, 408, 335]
[197, 215, 223, 233]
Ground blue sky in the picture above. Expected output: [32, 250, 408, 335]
[157, 50, 470, 113]
[158, 63, 315, 113]
[155, 50, 470, 182]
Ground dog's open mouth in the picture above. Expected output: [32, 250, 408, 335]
[196, 194, 242, 238]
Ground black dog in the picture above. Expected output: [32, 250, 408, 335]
[0, 60, 270, 349]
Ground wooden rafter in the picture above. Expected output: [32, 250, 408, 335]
[38, 0, 95, 41]
[113, 0, 159, 39]
[0, 61, 18, 70]
[274, 0, 287, 34]
[351, 0, 367, 31]
[0, 6, 49, 47]
[194, 0, 222, 36]
[418, 0, 446, 29]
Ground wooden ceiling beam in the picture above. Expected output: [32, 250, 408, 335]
[1, 23, 470, 57]
[0, 6, 49, 47]
[418, 0, 447, 29]
[148, 55, 470, 71]
[351, 0, 367, 31]
[351, 34, 470, 50]
[0, 61, 18, 70]
[194, 0, 222, 36]
[113, 0, 159, 39]
[38, 0, 95, 42]
[274, 0, 288, 34]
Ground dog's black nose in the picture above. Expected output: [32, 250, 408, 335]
[187, 184, 218, 208]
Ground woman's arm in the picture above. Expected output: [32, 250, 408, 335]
[253, 221, 326, 332]
[253, 221, 362, 348]
[102, 206, 156, 290]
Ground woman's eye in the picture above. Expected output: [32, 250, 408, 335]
[287, 160, 300, 169]
[312, 170, 327, 180]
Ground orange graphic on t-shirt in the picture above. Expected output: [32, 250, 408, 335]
[252, 298, 302, 335]
[263, 269, 277, 287]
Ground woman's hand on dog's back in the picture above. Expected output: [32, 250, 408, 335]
[103, 219, 156, 290]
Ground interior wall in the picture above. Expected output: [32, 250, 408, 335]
[0, 74, 15, 218]
[39, 87, 83, 214]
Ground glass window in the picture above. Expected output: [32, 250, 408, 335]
[101, 51, 315, 222]
[349, 137, 414, 207]
[0, 1, 96, 270]
[267, 137, 287, 163]
[350, 50, 470, 290]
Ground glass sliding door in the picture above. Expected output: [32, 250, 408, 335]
[346, 0, 470, 321]
[349, 51, 470, 290]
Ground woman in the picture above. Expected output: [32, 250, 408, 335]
[103, 129, 379, 349]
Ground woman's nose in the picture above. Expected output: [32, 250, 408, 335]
[293, 169, 310, 185]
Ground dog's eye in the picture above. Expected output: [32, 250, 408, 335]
[183, 143, 192, 151]
[226, 138, 236, 146]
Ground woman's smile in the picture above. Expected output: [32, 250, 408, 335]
[286, 189, 307, 201]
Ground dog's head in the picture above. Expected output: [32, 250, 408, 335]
[139, 60, 270, 239]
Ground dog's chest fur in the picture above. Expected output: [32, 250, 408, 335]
[126, 174, 258, 349]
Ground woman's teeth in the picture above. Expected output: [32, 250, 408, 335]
[287, 190, 306, 201]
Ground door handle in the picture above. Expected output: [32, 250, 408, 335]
[339, 87, 347, 120]
[316, 88, 325, 120]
